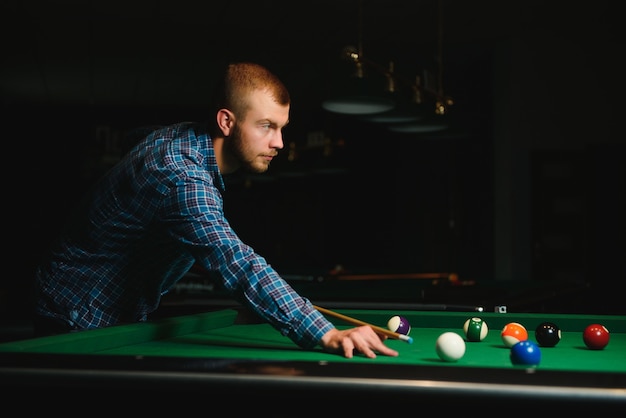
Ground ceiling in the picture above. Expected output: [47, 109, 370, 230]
[0, 0, 621, 142]
[0, 1, 585, 104]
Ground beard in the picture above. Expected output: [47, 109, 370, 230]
[225, 124, 272, 174]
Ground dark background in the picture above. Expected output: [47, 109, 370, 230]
[1, 1, 624, 321]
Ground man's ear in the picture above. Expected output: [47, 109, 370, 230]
[216, 109, 234, 136]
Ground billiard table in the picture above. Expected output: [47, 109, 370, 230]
[0, 307, 624, 410]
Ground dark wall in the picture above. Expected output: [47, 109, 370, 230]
[224, 119, 494, 278]
[3, 102, 495, 319]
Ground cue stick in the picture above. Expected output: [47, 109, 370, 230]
[313, 305, 413, 344]
[335, 272, 453, 280]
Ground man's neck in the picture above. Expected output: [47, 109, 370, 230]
[212, 136, 240, 174]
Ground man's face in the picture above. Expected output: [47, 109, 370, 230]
[226, 89, 289, 174]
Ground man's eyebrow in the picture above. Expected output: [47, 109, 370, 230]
[259, 119, 290, 128]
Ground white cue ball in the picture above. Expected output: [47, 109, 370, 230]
[435, 332, 466, 362]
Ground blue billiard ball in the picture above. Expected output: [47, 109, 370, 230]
[510, 340, 541, 366]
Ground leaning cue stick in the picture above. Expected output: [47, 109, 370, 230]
[313, 305, 413, 344]
[335, 272, 450, 280]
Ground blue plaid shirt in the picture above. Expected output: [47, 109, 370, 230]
[34, 122, 333, 349]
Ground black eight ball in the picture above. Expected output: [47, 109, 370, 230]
[535, 321, 561, 347]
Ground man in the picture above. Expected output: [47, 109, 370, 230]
[33, 62, 398, 359]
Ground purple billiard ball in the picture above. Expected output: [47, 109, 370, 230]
[387, 315, 411, 335]
[510, 340, 541, 366]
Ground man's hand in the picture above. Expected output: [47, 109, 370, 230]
[320, 326, 400, 359]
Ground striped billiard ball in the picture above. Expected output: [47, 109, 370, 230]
[387, 315, 411, 335]
[501, 322, 528, 348]
[463, 317, 488, 342]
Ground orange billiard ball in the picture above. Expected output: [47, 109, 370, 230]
[583, 324, 610, 350]
[501, 322, 528, 347]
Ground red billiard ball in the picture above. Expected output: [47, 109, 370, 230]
[535, 322, 561, 347]
[583, 324, 610, 350]
[510, 340, 541, 366]
[501, 322, 528, 348]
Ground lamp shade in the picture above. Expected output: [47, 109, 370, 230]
[388, 122, 448, 133]
[387, 109, 451, 134]
[360, 97, 427, 124]
[322, 74, 395, 115]
[322, 96, 395, 115]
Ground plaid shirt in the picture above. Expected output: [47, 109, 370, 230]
[34, 122, 333, 349]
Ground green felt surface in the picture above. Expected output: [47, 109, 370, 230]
[1, 309, 624, 373]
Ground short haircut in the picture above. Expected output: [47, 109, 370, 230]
[211, 62, 290, 125]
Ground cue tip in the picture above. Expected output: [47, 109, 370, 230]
[399, 334, 413, 344]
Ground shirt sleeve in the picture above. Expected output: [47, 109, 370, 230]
[158, 170, 334, 349]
